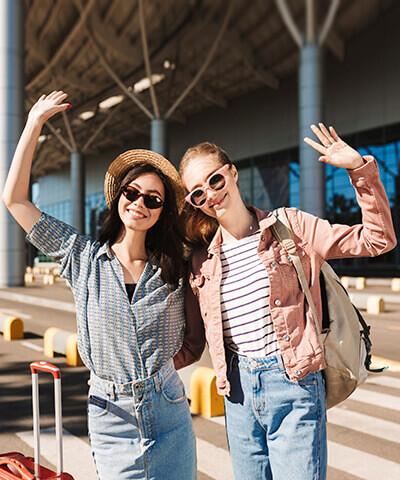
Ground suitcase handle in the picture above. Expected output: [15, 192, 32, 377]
[29, 361, 63, 478]
[30, 361, 61, 378]
[0, 456, 35, 480]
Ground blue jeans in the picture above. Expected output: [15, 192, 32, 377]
[224, 351, 327, 480]
[87, 360, 196, 479]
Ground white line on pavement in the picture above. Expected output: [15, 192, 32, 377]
[20, 341, 44, 352]
[366, 375, 400, 390]
[197, 437, 233, 480]
[16, 428, 97, 480]
[0, 290, 75, 313]
[0, 308, 32, 320]
[328, 441, 400, 479]
[327, 407, 400, 444]
[349, 387, 400, 411]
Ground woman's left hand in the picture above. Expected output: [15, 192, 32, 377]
[304, 123, 364, 170]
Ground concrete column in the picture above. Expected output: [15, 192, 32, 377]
[299, 43, 325, 217]
[70, 151, 85, 233]
[0, 0, 25, 287]
[151, 119, 168, 157]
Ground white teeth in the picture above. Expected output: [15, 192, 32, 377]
[127, 210, 145, 219]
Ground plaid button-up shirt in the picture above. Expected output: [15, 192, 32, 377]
[27, 212, 186, 383]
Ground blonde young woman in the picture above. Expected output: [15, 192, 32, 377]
[2, 91, 205, 480]
[179, 125, 397, 480]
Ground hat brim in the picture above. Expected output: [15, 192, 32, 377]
[104, 149, 185, 211]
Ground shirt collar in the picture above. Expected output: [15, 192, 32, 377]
[207, 206, 277, 254]
[95, 241, 159, 271]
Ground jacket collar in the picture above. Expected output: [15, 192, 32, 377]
[207, 206, 277, 254]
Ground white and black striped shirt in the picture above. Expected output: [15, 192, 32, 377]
[220, 231, 279, 358]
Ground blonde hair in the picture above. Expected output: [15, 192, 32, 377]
[179, 142, 232, 248]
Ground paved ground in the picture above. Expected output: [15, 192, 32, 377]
[0, 280, 399, 479]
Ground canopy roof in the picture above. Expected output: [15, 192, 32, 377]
[25, 0, 395, 178]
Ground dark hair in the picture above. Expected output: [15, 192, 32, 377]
[98, 164, 185, 284]
[179, 142, 232, 248]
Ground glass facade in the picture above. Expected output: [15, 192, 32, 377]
[236, 124, 400, 276]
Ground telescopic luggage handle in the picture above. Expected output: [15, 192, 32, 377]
[29, 361, 64, 478]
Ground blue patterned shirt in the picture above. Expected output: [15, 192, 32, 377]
[26, 212, 185, 383]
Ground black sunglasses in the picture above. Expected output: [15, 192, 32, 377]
[121, 185, 164, 209]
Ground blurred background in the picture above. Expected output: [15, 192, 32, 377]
[0, 1, 399, 479]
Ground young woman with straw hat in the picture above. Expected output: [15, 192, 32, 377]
[179, 130, 396, 480]
[2, 91, 205, 479]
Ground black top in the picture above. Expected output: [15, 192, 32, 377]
[125, 283, 136, 302]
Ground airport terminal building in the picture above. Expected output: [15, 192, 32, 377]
[1, 0, 399, 286]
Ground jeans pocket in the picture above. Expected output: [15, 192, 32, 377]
[282, 370, 318, 387]
[161, 371, 187, 404]
[88, 394, 109, 418]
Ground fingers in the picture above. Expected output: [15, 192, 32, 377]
[329, 126, 341, 142]
[318, 123, 334, 143]
[310, 124, 330, 146]
[304, 136, 327, 155]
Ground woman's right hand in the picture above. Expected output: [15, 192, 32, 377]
[27, 90, 71, 125]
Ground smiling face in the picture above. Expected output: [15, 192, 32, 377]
[117, 172, 165, 232]
[181, 153, 240, 220]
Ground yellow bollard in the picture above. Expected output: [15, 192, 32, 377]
[340, 277, 350, 289]
[190, 367, 225, 417]
[356, 277, 366, 290]
[66, 333, 83, 367]
[43, 327, 59, 357]
[366, 296, 385, 314]
[391, 278, 400, 292]
[3, 317, 24, 341]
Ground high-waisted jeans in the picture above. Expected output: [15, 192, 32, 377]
[87, 360, 196, 480]
[224, 350, 327, 480]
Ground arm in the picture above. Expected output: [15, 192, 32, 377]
[295, 124, 397, 259]
[173, 283, 206, 370]
[1, 91, 70, 232]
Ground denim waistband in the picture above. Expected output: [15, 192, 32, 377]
[226, 349, 285, 371]
[88, 359, 175, 397]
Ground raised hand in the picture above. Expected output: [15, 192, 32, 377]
[28, 90, 71, 125]
[304, 123, 364, 170]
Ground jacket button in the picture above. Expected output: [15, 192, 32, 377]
[271, 261, 277, 268]
[295, 370, 301, 376]
[284, 335, 290, 341]
[274, 299, 281, 306]
[261, 235, 265, 241]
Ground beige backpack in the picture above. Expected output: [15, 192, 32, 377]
[271, 207, 384, 409]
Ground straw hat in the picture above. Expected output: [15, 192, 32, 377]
[104, 149, 184, 209]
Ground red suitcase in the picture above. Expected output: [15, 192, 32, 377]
[0, 361, 74, 479]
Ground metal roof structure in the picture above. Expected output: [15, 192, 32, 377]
[25, 0, 395, 178]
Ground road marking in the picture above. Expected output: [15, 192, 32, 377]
[328, 441, 400, 479]
[16, 428, 97, 480]
[20, 341, 44, 352]
[328, 407, 400, 443]
[0, 308, 32, 320]
[366, 375, 400, 390]
[349, 387, 400, 411]
[197, 437, 233, 480]
[0, 290, 75, 313]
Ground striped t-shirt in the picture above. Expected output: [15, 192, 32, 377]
[220, 231, 279, 358]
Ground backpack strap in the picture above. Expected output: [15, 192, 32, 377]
[271, 208, 322, 336]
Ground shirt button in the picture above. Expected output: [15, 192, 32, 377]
[274, 299, 281, 306]
[284, 335, 290, 341]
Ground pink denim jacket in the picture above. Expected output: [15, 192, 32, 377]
[189, 157, 397, 396]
